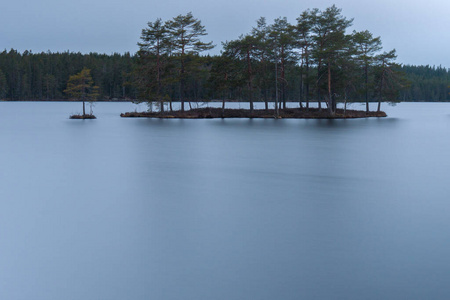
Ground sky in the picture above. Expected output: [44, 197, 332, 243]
[1, 0, 449, 67]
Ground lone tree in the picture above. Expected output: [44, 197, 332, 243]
[64, 68, 99, 119]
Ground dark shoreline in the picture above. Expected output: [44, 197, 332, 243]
[120, 107, 387, 119]
[69, 114, 96, 119]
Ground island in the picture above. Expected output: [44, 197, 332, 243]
[120, 107, 386, 119]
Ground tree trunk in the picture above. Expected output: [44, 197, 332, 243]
[264, 89, 268, 111]
[281, 47, 286, 110]
[222, 97, 225, 117]
[378, 69, 385, 112]
[332, 92, 336, 113]
[317, 60, 322, 110]
[180, 57, 185, 112]
[248, 82, 254, 114]
[157, 51, 164, 113]
[247, 49, 253, 115]
[328, 63, 334, 115]
[305, 56, 310, 111]
[275, 57, 279, 118]
[365, 64, 369, 114]
[344, 94, 347, 117]
[300, 63, 303, 107]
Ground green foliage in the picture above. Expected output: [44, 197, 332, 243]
[135, 12, 214, 112]
[64, 67, 99, 100]
[165, 12, 214, 56]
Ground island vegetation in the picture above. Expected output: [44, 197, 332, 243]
[129, 6, 397, 118]
[0, 5, 449, 119]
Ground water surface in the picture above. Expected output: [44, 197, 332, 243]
[1, 102, 449, 300]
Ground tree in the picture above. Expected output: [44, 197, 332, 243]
[64, 68, 99, 117]
[208, 55, 239, 115]
[374, 49, 402, 112]
[295, 10, 314, 110]
[251, 17, 271, 111]
[269, 17, 296, 110]
[137, 18, 169, 112]
[352, 30, 382, 113]
[310, 5, 353, 114]
[223, 35, 258, 114]
[165, 12, 214, 111]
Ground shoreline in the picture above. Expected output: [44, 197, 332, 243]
[120, 107, 387, 119]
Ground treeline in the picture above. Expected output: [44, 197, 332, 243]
[400, 65, 450, 101]
[0, 50, 448, 103]
[0, 6, 448, 105]
[0, 49, 137, 100]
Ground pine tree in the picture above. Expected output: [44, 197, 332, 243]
[137, 18, 169, 112]
[310, 5, 353, 114]
[251, 17, 271, 111]
[295, 10, 314, 110]
[374, 50, 402, 112]
[269, 17, 296, 110]
[223, 35, 258, 113]
[64, 68, 99, 118]
[352, 30, 382, 113]
[165, 12, 214, 111]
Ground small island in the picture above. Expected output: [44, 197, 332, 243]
[123, 8, 398, 120]
[65, 68, 99, 119]
[69, 114, 97, 119]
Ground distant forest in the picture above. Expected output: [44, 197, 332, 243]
[0, 49, 448, 102]
[0, 50, 136, 101]
[0, 9, 449, 104]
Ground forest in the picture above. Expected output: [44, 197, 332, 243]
[0, 6, 449, 109]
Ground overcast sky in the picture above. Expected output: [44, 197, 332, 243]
[1, 0, 449, 67]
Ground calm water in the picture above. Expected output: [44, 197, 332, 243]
[1, 101, 450, 300]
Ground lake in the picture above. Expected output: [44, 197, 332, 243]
[1, 101, 450, 299]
